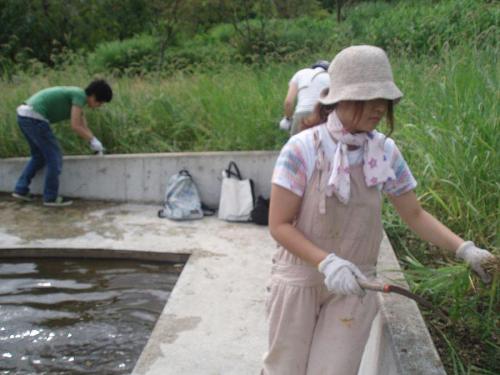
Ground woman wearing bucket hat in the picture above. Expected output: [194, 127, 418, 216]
[263, 45, 494, 374]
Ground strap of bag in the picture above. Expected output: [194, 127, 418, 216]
[201, 202, 216, 216]
[249, 179, 256, 206]
[179, 169, 192, 178]
[226, 161, 242, 180]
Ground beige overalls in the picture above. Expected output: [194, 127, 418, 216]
[263, 133, 383, 375]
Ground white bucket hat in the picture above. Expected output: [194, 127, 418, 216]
[319, 45, 403, 105]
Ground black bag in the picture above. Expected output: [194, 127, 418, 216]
[250, 195, 270, 226]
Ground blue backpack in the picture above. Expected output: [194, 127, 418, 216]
[158, 170, 204, 221]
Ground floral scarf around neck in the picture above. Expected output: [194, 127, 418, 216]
[325, 111, 396, 204]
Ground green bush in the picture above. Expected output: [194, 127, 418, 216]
[162, 40, 233, 73]
[0, 0, 162, 67]
[163, 0, 498, 69]
[88, 34, 159, 75]
[207, 17, 338, 64]
[207, 24, 234, 44]
[84, 16, 338, 74]
[85, 0, 498, 75]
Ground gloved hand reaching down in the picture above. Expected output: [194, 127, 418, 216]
[279, 117, 291, 131]
[89, 136, 105, 154]
[456, 241, 496, 283]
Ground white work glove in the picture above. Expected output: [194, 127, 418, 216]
[89, 136, 105, 154]
[279, 117, 291, 131]
[456, 241, 495, 283]
[318, 253, 367, 296]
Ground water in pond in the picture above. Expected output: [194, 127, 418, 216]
[0, 257, 183, 375]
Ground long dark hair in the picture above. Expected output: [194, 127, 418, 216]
[301, 90, 395, 136]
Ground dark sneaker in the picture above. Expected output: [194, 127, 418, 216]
[12, 192, 34, 202]
[43, 196, 73, 207]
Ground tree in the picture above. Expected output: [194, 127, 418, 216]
[273, 0, 321, 18]
[150, 0, 184, 71]
[0, 0, 161, 66]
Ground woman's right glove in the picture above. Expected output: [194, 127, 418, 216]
[456, 241, 495, 283]
[318, 253, 367, 296]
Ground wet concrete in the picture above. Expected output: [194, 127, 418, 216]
[1, 198, 124, 241]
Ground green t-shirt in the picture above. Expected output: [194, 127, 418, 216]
[26, 86, 87, 124]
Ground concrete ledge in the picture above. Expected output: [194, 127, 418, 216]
[0, 248, 189, 263]
[364, 235, 447, 375]
[0, 151, 279, 207]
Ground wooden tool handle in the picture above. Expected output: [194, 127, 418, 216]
[357, 279, 390, 293]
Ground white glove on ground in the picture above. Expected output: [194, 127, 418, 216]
[318, 253, 367, 296]
[456, 241, 495, 283]
[279, 117, 291, 131]
[89, 136, 105, 154]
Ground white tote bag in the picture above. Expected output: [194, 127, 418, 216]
[218, 161, 255, 222]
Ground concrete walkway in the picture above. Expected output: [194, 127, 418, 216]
[0, 194, 271, 375]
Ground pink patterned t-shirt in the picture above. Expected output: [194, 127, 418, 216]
[272, 124, 417, 197]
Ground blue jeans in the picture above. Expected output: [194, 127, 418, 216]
[14, 116, 62, 202]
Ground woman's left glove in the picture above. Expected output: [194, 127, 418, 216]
[456, 241, 495, 283]
[318, 253, 367, 296]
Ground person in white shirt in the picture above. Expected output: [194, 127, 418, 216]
[280, 60, 330, 135]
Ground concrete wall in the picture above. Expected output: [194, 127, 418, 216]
[361, 236, 447, 375]
[0, 151, 279, 207]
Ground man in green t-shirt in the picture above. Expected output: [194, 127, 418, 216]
[12, 79, 113, 207]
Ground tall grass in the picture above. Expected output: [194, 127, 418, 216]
[0, 63, 305, 157]
[382, 46, 499, 374]
[385, 46, 499, 248]
[400, 257, 499, 373]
